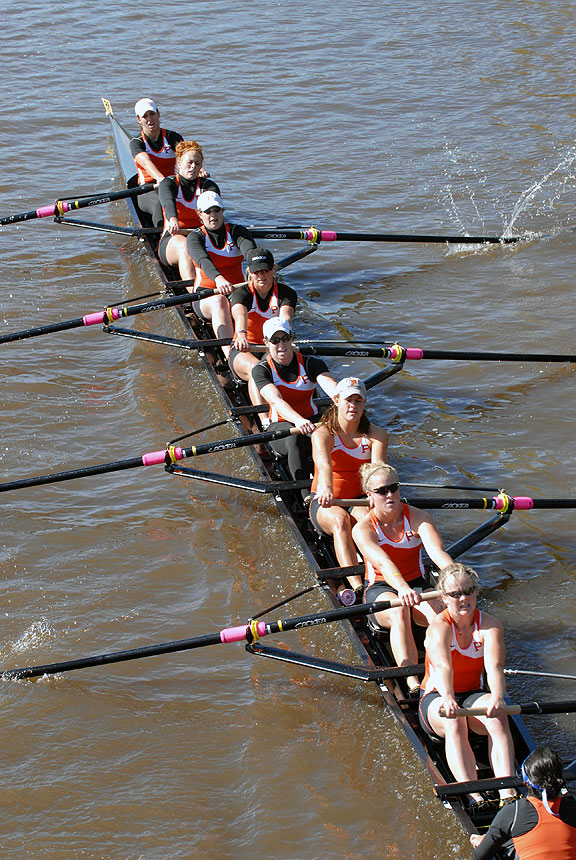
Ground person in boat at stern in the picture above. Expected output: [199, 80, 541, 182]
[130, 98, 183, 227]
[184, 191, 256, 358]
[471, 745, 576, 859]
[351, 462, 452, 695]
[157, 141, 220, 280]
[419, 563, 517, 812]
[251, 317, 337, 500]
[229, 248, 298, 398]
[309, 377, 388, 591]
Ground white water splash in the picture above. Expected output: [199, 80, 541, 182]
[503, 147, 576, 236]
[11, 619, 55, 653]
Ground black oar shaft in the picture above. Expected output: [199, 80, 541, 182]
[0, 289, 213, 345]
[248, 227, 521, 245]
[0, 425, 298, 493]
[1, 593, 439, 680]
[0, 183, 156, 227]
[413, 348, 576, 363]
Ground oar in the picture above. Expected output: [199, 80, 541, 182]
[1, 591, 441, 680]
[504, 668, 576, 682]
[163, 241, 319, 292]
[247, 227, 523, 245]
[328, 494, 576, 512]
[0, 183, 157, 227]
[0, 425, 306, 493]
[0, 289, 215, 346]
[294, 342, 576, 364]
[443, 699, 576, 717]
[434, 768, 576, 798]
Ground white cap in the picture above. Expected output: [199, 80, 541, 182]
[263, 317, 292, 340]
[335, 376, 366, 400]
[197, 190, 224, 212]
[135, 98, 158, 117]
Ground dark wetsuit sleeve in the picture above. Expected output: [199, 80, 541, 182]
[157, 177, 179, 221]
[276, 282, 298, 308]
[303, 355, 329, 382]
[229, 224, 256, 256]
[473, 801, 535, 860]
[252, 359, 273, 391]
[229, 284, 252, 310]
[130, 136, 145, 157]
[186, 230, 218, 278]
[166, 130, 183, 149]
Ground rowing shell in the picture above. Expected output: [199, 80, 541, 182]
[101, 98, 536, 848]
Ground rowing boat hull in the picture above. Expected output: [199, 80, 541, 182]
[102, 100, 536, 847]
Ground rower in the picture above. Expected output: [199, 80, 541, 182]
[471, 746, 576, 859]
[185, 191, 256, 359]
[251, 317, 337, 500]
[129, 98, 184, 227]
[351, 463, 452, 694]
[309, 377, 388, 590]
[418, 563, 517, 811]
[157, 141, 221, 281]
[229, 248, 298, 397]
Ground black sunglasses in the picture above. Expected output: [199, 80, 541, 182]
[368, 482, 400, 496]
[269, 333, 292, 345]
[443, 586, 477, 599]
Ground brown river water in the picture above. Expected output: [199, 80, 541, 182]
[1, 2, 576, 858]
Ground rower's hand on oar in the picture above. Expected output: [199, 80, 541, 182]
[166, 217, 181, 236]
[214, 275, 234, 296]
[315, 487, 334, 507]
[439, 695, 460, 719]
[484, 694, 507, 718]
[295, 417, 316, 435]
[470, 835, 484, 849]
[396, 582, 421, 607]
[233, 330, 249, 351]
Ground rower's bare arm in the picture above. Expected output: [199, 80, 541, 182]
[369, 426, 389, 463]
[134, 152, 167, 184]
[481, 616, 508, 709]
[311, 428, 334, 504]
[352, 520, 408, 590]
[316, 371, 338, 400]
[231, 305, 249, 349]
[425, 622, 456, 704]
[414, 516, 453, 571]
[259, 383, 313, 432]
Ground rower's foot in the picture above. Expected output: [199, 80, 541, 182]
[499, 792, 521, 807]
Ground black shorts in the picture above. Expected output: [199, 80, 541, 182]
[363, 574, 430, 605]
[419, 690, 485, 742]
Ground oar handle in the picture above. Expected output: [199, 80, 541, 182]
[442, 704, 521, 718]
[331, 498, 370, 507]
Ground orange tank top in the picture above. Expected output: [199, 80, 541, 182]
[266, 353, 317, 421]
[162, 175, 202, 231]
[423, 608, 484, 694]
[514, 796, 576, 859]
[193, 225, 245, 290]
[363, 505, 424, 586]
[311, 430, 371, 498]
[136, 129, 177, 183]
[246, 282, 280, 343]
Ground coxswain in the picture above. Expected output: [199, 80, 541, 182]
[229, 248, 298, 398]
[419, 563, 517, 810]
[157, 141, 220, 281]
[184, 191, 256, 358]
[471, 745, 576, 859]
[129, 98, 184, 227]
[352, 463, 452, 694]
[251, 317, 337, 499]
[309, 377, 388, 590]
